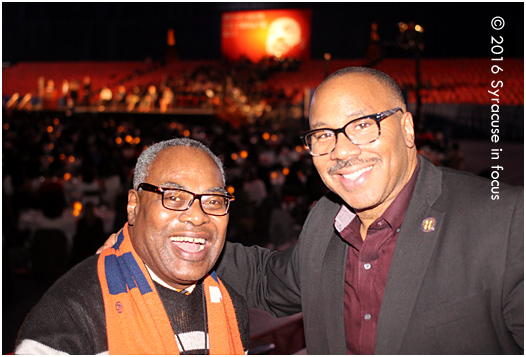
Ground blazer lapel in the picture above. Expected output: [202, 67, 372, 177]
[375, 157, 445, 354]
[322, 231, 349, 354]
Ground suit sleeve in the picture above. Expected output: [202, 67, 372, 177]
[502, 188, 524, 350]
[216, 241, 302, 317]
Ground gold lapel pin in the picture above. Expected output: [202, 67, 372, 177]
[421, 217, 436, 233]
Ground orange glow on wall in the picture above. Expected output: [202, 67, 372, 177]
[221, 9, 311, 63]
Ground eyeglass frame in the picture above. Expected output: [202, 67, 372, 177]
[137, 182, 235, 216]
[300, 107, 404, 157]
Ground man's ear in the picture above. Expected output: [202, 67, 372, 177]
[127, 189, 139, 226]
[401, 111, 416, 149]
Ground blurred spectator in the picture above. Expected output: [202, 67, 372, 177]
[71, 202, 105, 266]
[80, 76, 92, 106]
[99, 85, 113, 107]
[243, 167, 268, 207]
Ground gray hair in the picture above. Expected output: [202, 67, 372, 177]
[132, 137, 226, 190]
[314, 66, 407, 112]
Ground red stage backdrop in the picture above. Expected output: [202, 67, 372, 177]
[221, 9, 311, 62]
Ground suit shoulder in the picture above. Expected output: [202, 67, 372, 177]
[310, 192, 343, 215]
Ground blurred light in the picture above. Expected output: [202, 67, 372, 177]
[295, 145, 303, 153]
[53, 118, 60, 125]
[240, 150, 248, 159]
[48, 157, 54, 163]
[63, 172, 72, 181]
[5, 93, 19, 108]
[227, 186, 235, 195]
[134, 137, 141, 144]
[324, 53, 331, 60]
[282, 167, 290, 176]
[415, 24, 424, 32]
[262, 132, 270, 140]
[271, 134, 278, 142]
[55, 131, 61, 138]
[73, 201, 83, 211]
[183, 129, 191, 137]
[116, 137, 123, 145]
[117, 126, 125, 133]
[49, 143, 54, 150]
[125, 135, 133, 143]
[205, 89, 214, 98]
[47, 126, 53, 133]
[73, 201, 83, 217]
[59, 153, 66, 161]
[231, 153, 238, 161]
[68, 156, 75, 163]
[270, 171, 278, 180]
[167, 28, 176, 46]
[3, 123, 9, 130]
[169, 122, 178, 130]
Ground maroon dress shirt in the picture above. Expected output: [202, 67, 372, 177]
[335, 162, 420, 354]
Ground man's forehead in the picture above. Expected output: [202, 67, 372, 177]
[149, 147, 220, 178]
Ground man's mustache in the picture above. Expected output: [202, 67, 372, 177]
[327, 157, 381, 175]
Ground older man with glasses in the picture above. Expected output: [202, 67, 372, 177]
[217, 67, 523, 354]
[15, 138, 249, 355]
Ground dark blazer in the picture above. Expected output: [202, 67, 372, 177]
[217, 156, 523, 354]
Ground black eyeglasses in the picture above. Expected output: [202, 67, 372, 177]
[300, 107, 403, 156]
[138, 183, 235, 216]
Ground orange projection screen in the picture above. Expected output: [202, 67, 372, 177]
[221, 9, 311, 62]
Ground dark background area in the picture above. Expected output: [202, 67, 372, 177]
[3, 2, 524, 63]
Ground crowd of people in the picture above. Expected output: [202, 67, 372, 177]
[33, 56, 304, 128]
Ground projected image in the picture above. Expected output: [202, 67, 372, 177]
[265, 17, 302, 58]
[222, 9, 311, 62]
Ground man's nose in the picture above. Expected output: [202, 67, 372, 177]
[330, 132, 362, 160]
[178, 199, 210, 226]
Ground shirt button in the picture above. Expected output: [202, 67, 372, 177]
[364, 263, 371, 270]
[364, 314, 372, 321]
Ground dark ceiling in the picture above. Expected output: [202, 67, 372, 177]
[2, 2, 524, 63]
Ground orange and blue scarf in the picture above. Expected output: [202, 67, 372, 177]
[97, 223, 244, 355]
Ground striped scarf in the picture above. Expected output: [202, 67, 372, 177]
[97, 224, 244, 355]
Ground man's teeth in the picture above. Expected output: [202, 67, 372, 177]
[170, 237, 206, 251]
[341, 165, 373, 181]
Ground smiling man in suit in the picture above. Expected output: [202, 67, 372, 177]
[217, 67, 523, 354]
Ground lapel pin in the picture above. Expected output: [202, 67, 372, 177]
[421, 217, 436, 233]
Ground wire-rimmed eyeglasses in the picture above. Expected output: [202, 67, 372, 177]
[300, 107, 404, 157]
[138, 183, 235, 216]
